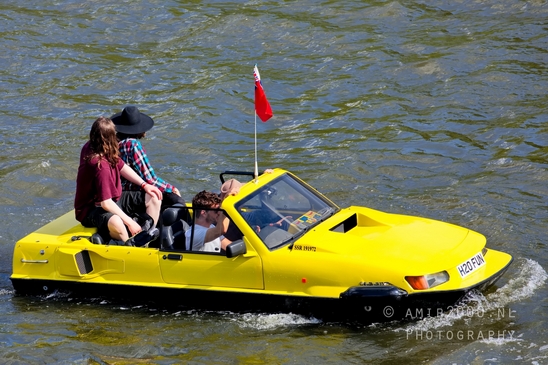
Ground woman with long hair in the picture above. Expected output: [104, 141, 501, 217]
[74, 116, 163, 243]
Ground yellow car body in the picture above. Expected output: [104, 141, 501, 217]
[11, 168, 512, 323]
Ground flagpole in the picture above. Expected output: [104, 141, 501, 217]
[254, 112, 258, 183]
[253, 64, 273, 183]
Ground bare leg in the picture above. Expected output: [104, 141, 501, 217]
[108, 215, 129, 241]
[145, 194, 161, 228]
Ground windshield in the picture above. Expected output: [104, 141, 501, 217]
[234, 173, 339, 250]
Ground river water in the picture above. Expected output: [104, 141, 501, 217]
[1, 1, 547, 364]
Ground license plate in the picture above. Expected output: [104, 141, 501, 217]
[457, 252, 486, 278]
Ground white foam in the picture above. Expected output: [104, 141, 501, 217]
[38, 289, 74, 300]
[487, 258, 548, 307]
[233, 312, 321, 330]
[480, 335, 522, 345]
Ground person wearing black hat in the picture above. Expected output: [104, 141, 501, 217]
[111, 106, 185, 210]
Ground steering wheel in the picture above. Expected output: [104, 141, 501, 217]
[259, 199, 294, 230]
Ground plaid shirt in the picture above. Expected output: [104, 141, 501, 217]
[118, 138, 174, 193]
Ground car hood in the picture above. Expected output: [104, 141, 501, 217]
[293, 206, 485, 275]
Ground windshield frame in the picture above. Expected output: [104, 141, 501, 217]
[233, 173, 340, 250]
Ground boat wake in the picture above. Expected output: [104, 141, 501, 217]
[484, 258, 548, 307]
[0, 288, 14, 296]
[231, 312, 322, 330]
[395, 258, 547, 335]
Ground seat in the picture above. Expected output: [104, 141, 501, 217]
[91, 232, 107, 244]
[160, 205, 191, 250]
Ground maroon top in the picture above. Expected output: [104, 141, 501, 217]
[74, 141, 125, 222]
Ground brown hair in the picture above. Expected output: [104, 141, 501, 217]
[88, 116, 120, 168]
[192, 190, 221, 211]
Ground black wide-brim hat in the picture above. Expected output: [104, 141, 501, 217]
[111, 106, 154, 134]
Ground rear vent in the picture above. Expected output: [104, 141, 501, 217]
[75, 250, 93, 274]
[330, 214, 357, 233]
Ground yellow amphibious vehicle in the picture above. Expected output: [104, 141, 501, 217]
[11, 169, 512, 323]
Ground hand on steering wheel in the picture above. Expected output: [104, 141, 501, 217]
[269, 216, 293, 227]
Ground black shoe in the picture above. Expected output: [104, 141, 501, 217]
[129, 228, 160, 247]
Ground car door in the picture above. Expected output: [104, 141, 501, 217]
[158, 241, 263, 290]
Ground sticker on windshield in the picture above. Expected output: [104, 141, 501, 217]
[457, 252, 486, 278]
[291, 211, 322, 229]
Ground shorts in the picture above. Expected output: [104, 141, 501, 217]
[81, 191, 147, 238]
[81, 205, 117, 239]
[118, 190, 147, 217]
[162, 191, 186, 209]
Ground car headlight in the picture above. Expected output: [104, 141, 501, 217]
[405, 271, 449, 290]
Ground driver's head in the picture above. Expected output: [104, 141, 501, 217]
[220, 179, 243, 201]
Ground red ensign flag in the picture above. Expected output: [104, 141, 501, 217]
[254, 65, 273, 122]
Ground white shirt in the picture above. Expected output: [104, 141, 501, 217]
[185, 224, 222, 252]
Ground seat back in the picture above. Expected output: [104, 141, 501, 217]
[91, 232, 107, 244]
[160, 205, 192, 250]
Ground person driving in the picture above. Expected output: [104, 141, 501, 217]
[204, 171, 283, 245]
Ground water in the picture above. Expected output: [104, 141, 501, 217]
[1, 0, 547, 364]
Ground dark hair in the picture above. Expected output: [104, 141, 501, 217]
[88, 117, 119, 168]
[116, 131, 146, 141]
[192, 190, 221, 212]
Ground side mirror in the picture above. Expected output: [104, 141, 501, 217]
[226, 239, 247, 258]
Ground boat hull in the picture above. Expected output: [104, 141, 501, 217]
[11, 256, 511, 323]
